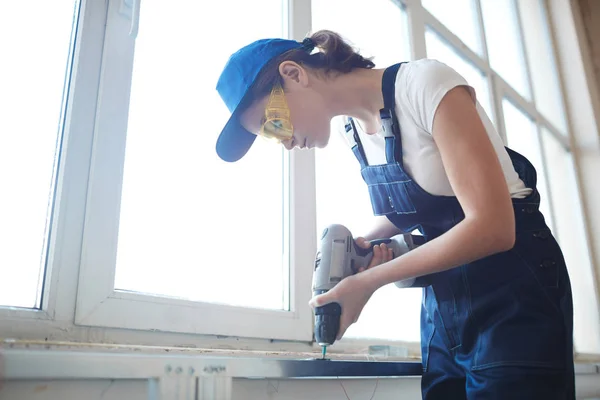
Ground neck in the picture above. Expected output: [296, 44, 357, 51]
[322, 68, 386, 134]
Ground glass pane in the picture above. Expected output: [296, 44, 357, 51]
[502, 99, 553, 231]
[422, 0, 482, 55]
[0, 1, 78, 308]
[541, 129, 600, 353]
[425, 28, 493, 123]
[113, 1, 287, 310]
[481, 0, 530, 99]
[518, 0, 568, 135]
[312, 1, 421, 343]
[311, 0, 410, 68]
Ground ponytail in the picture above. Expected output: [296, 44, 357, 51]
[308, 30, 375, 73]
[248, 30, 375, 104]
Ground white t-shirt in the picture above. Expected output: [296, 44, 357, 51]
[345, 59, 532, 199]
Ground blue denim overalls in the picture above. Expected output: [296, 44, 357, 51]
[345, 63, 575, 399]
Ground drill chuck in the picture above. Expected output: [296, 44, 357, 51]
[313, 293, 341, 346]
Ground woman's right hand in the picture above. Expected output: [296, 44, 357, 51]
[354, 237, 394, 272]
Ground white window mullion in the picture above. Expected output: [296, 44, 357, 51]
[537, 114, 571, 151]
[534, 124, 558, 234]
[495, 73, 572, 154]
[288, 0, 315, 339]
[473, 0, 500, 127]
[75, 0, 137, 324]
[405, 0, 427, 60]
[490, 74, 508, 145]
[420, 8, 487, 73]
[289, 0, 311, 40]
[512, 0, 537, 111]
[289, 149, 317, 340]
[495, 76, 537, 124]
[473, 0, 489, 62]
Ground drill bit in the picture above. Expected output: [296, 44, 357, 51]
[321, 345, 327, 359]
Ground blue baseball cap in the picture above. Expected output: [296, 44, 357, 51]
[215, 38, 308, 162]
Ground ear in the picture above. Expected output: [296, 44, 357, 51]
[279, 61, 309, 88]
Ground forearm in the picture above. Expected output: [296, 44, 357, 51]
[361, 215, 515, 291]
[361, 216, 403, 241]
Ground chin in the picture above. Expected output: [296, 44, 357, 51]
[316, 132, 331, 148]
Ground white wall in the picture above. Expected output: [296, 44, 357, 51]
[0, 379, 421, 400]
[1, 376, 599, 400]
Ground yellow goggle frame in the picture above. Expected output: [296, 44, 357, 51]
[259, 84, 294, 143]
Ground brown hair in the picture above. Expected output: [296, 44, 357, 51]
[246, 30, 375, 105]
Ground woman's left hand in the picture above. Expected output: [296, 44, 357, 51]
[308, 274, 376, 341]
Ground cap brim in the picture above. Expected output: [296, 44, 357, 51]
[216, 113, 257, 162]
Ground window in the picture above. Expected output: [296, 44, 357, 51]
[424, 28, 493, 121]
[73, 0, 312, 341]
[502, 99, 553, 229]
[517, 0, 568, 135]
[0, 0, 79, 308]
[422, 0, 482, 55]
[480, 0, 530, 99]
[541, 129, 600, 352]
[312, 0, 421, 343]
[113, 0, 288, 310]
[1, 0, 598, 359]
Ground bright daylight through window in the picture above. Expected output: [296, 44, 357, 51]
[0, 1, 78, 308]
[113, 0, 289, 310]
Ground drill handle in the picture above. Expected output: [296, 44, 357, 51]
[353, 234, 426, 288]
[353, 234, 423, 258]
[352, 237, 393, 257]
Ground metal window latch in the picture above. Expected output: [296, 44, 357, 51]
[119, 0, 141, 38]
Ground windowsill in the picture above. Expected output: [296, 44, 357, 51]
[0, 340, 425, 379]
[2, 339, 599, 376]
[0, 339, 419, 363]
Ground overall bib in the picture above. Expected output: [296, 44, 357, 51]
[345, 63, 575, 399]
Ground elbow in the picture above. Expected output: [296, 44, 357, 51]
[491, 211, 516, 252]
[495, 226, 516, 252]
[471, 212, 515, 254]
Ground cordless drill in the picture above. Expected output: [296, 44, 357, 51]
[311, 224, 421, 358]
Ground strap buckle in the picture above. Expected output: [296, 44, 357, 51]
[380, 109, 395, 138]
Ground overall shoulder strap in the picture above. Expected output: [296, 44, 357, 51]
[382, 63, 403, 111]
[343, 116, 369, 169]
[342, 62, 406, 169]
[380, 62, 405, 164]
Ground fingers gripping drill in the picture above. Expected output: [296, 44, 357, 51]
[311, 224, 422, 358]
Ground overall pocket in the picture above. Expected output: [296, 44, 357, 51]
[467, 237, 568, 370]
[367, 180, 417, 216]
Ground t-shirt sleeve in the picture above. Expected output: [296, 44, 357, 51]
[401, 59, 476, 134]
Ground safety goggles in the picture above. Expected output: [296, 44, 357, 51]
[259, 84, 294, 143]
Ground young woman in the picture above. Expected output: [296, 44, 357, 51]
[214, 30, 575, 399]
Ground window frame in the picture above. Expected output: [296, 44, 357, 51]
[1, 0, 599, 359]
[71, 0, 313, 341]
